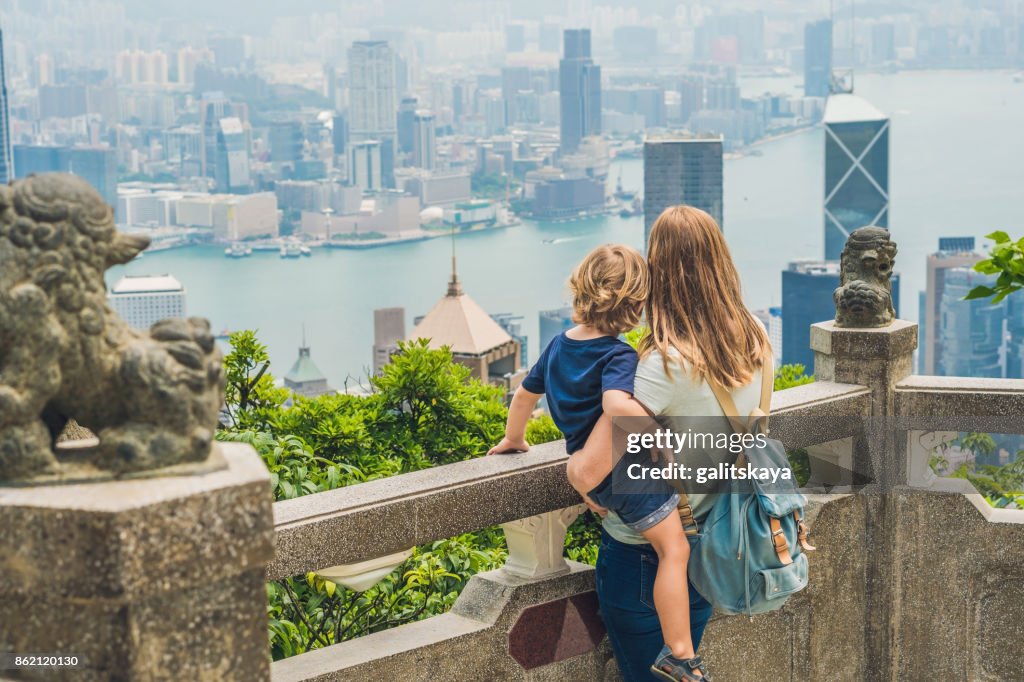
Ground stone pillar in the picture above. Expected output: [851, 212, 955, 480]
[0, 442, 274, 681]
[500, 505, 585, 579]
[809, 319, 917, 682]
[811, 319, 917, 488]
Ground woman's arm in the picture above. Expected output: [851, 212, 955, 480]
[566, 391, 664, 494]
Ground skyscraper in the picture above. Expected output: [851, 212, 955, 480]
[937, 269, 1003, 378]
[823, 94, 890, 260]
[0, 30, 13, 184]
[920, 237, 981, 375]
[269, 120, 304, 166]
[199, 93, 248, 180]
[397, 96, 418, 155]
[348, 41, 397, 142]
[643, 134, 724, 244]
[411, 110, 436, 170]
[804, 20, 832, 97]
[14, 144, 117, 209]
[782, 260, 900, 369]
[559, 29, 601, 154]
[349, 140, 382, 190]
[215, 117, 251, 193]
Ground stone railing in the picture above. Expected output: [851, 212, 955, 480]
[264, 319, 1024, 682]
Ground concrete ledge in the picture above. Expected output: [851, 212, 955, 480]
[770, 382, 872, 450]
[271, 562, 608, 682]
[896, 375, 1024, 426]
[269, 441, 579, 579]
[269, 384, 878, 579]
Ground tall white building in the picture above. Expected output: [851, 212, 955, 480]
[108, 275, 186, 330]
[347, 41, 397, 140]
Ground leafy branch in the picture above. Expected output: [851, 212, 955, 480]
[964, 231, 1024, 304]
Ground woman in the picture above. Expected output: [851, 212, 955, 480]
[567, 205, 773, 681]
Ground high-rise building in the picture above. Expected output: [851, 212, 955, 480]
[752, 307, 784, 369]
[823, 93, 890, 260]
[871, 23, 896, 63]
[348, 41, 397, 141]
[108, 275, 186, 330]
[0, 30, 13, 184]
[349, 140, 382, 190]
[539, 307, 574, 353]
[199, 93, 248, 180]
[920, 237, 982, 375]
[505, 23, 527, 53]
[332, 113, 348, 158]
[643, 134, 724, 244]
[269, 120, 304, 166]
[782, 260, 900, 369]
[215, 117, 251, 193]
[14, 144, 117, 209]
[411, 110, 436, 170]
[397, 97, 418, 155]
[559, 29, 601, 154]
[208, 35, 250, 69]
[373, 307, 406, 375]
[804, 19, 832, 97]
[1006, 291, 1024, 379]
[936, 268, 1003, 378]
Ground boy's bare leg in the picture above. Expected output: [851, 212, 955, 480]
[640, 511, 698, 666]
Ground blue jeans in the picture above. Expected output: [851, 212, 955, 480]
[595, 530, 713, 681]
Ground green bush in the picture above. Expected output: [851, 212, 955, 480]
[220, 334, 568, 659]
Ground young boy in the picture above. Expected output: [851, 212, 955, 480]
[488, 244, 706, 681]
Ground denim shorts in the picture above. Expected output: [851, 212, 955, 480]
[586, 448, 679, 533]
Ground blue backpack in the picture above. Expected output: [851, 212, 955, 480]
[680, 352, 815, 618]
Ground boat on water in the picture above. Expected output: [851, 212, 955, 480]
[619, 196, 643, 218]
[224, 242, 253, 258]
[280, 242, 303, 259]
[300, 245, 312, 257]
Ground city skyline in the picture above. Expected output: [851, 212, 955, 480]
[0, 0, 1018, 386]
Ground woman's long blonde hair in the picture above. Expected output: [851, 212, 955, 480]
[639, 205, 770, 388]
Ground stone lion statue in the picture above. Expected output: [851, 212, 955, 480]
[833, 226, 897, 328]
[0, 174, 223, 483]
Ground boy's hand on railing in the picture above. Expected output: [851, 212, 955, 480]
[487, 437, 530, 455]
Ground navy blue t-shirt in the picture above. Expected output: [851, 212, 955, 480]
[521, 333, 637, 454]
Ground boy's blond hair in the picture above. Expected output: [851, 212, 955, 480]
[568, 244, 649, 335]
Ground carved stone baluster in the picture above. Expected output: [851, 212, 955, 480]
[500, 504, 586, 579]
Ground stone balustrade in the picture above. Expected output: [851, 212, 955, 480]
[264, 319, 1024, 682]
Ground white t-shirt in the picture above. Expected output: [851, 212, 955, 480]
[602, 348, 767, 544]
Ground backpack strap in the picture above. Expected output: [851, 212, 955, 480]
[706, 346, 775, 436]
[677, 347, 774, 532]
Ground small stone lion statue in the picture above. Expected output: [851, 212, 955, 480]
[0, 174, 223, 484]
[833, 226, 897, 328]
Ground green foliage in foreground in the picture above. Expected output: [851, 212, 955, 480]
[930, 432, 1024, 509]
[220, 335, 566, 660]
[964, 231, 1024, 303]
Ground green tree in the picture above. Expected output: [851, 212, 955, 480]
[223, 331, 289, 430]
[218, 332, 562, 659]
[964, 231, 1024, 303]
